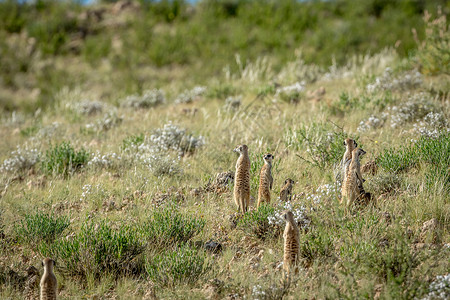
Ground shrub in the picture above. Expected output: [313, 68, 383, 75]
[285, 122, 354, 170]
[377, 134, 449, 191]
[15, 211, 70, 248]
[85, 112, 123, 132]
[238, 205, 277, 239]
[300, 230, 334, 263]
[174, 86, 206, 104]
[145, 243, 210, 287]
[149, 122, 205, 156]
[366, 68, 422, 92]
[40, 220, 145, 278]
[423, 274, 450, 300]
[141, 153, 183, 177]
[122, 133, 145, 151]
[120, 89, 165, 109]
[412, 9, 450, 75]
[41, 142, 89, 176]
[0, 146, 40, 175]
[275, 82, 305, 104]
[142, 205, 205, 247]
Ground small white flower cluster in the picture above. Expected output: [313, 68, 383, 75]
[412, 112, 449, 138]
[71, 99, 106, 115]
[141, 152, 182, 177]
[275, 82, 305, 96]
[224, 96, 241, 111]
[389, 93, 434, 128]
[86, 112, 123, 132]
[267, 201, 310, 230]
[357, 113, 388, 132]
[174, 86, 207, 104]
[149, 122, 205, 156]
[88, 151, 121, 169]
[421, 274, 450, 300]
[0, 146, 40, 174]
[121, 89, 165, 109]
[79, 183, 105, 201]
[366, 68, 422, 92]
[305, 183, 339, 205]
[252, 284, 266, 300]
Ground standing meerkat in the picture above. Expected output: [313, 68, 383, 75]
[280, 178, 295, 202]
[341, 148, 366, 207]
[233, 144, 251, 213]
[282, 210, 300, 275]
[336, 138, 358, 184]
[257, 153, 274, 208]
[40, 258, 57, 300]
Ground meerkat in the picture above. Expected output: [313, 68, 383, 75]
[24, 266, 40, 300]
[282, 210, 300, 276]
[341, 148, 366, 207]
[280, 179, 295, 202]
[233, 144, 251, 213]
[338, 138, 358, 183]
[257, 153, 274, 208]
[40, 258, 57, 300]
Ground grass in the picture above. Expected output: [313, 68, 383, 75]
[0, 1, 449, 299]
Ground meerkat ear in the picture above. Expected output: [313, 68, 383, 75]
[355, 141, 358, 147]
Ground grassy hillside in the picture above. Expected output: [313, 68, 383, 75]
[0, 0, 449, 299]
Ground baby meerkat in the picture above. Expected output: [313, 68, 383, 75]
[282, 210, 300, 275]
[40, 258, 57, 300]
[280, 179, 295, 202]
[233, 144, 251, 213]
[341, 148, 366, 207]
[257, 153, 274, 208]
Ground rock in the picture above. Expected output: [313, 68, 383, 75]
[420, 218, 440, 243]
[205, 240, 223, 254]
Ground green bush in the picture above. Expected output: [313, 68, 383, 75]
[15, 211, 70, 248]
[238, 205, 277, 239]
[41, 142, 89, 176]
[142, 205, 206, 247]
[377, 133, 449, 191]
[40, 220, 145, 278]
[285, 122, 356, 170]
[413, 9, 450, 75]
[300, 230, 334, 263]
[145, 243, 210, 287]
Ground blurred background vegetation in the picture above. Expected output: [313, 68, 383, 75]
[0, 0, 448, 112]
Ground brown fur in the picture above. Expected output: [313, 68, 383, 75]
[40, 258, 57, 300]
[233, 144, 251, 213]
[280, 179, 294, 202]
[341, 148, 366, 207]
[257, 153, 274, 208]
[341, 138, 358, 181]
[283, 211, 300, 275]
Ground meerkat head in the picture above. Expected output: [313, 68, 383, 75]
[284, 178, 295, 185]
[233, 144, 248, 154]
[344, 138, 357, 150]
[42, 258, 56, 271]
[282, 210, 296, 224]
[263, 153, 274, 164]
[352, 148, 366, 159]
